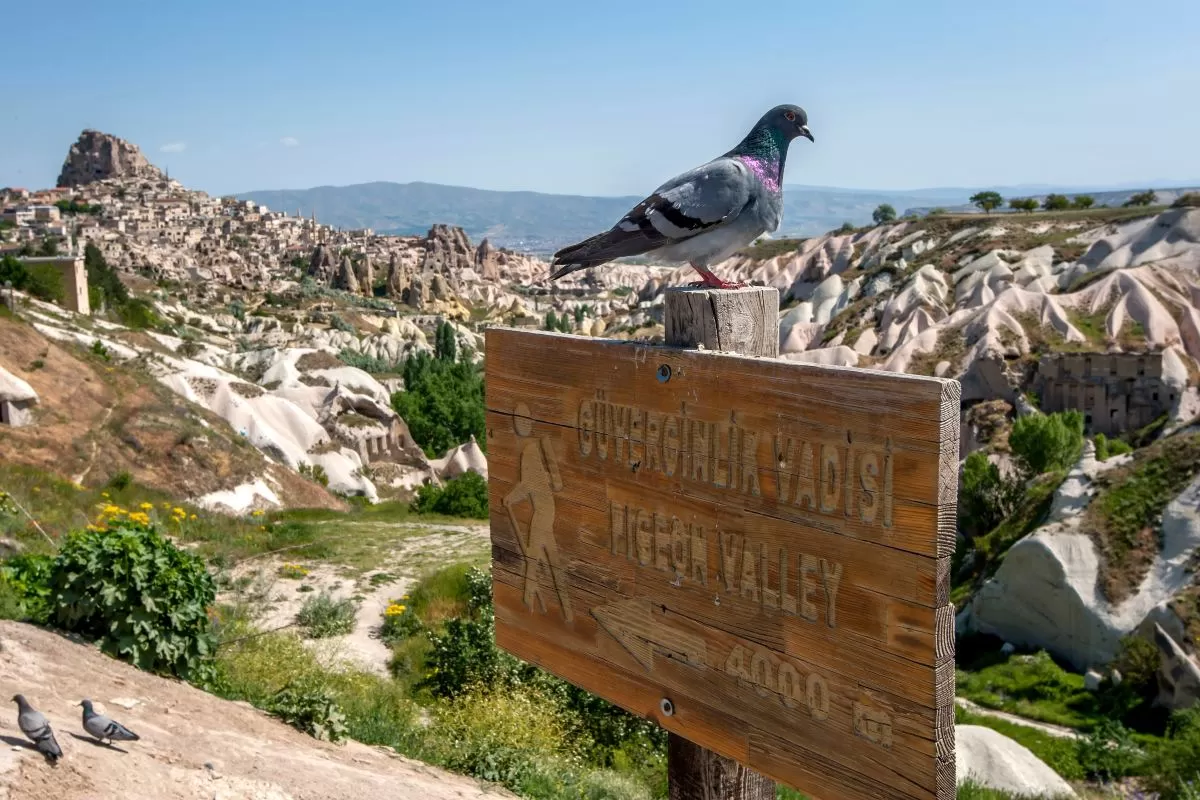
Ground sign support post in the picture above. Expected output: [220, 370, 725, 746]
[663, 285, 779, 800]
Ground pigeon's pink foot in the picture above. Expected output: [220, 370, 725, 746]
[687, 264, 746, 290]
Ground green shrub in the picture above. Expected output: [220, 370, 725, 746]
[266, 680, 348, 742]
[381, 601, 424, 646]
[958, 451, 1023, 539]
[49, 521, 217, 681]
[295, 591, 357, 639]
[411, 471, 489, 519]
[1094, 433, 1131, 462]
[1009, 411, 1084, 476]
[329, 314, 353, 333]
[1075, 718, 1145, 781]
[338, 348, 401, 374]
[116, 298, 161, 330]
[425, 687, 577, 797]
[1145, 709, 1200, 797]
[298, 462, 329, 487]
[0, 553, 55, 623]
[391, 349, 485, 458]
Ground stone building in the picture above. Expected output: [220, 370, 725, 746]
[1034, 351, 1173, 435]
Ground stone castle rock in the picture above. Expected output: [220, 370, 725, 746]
[57, 129, 165, 188]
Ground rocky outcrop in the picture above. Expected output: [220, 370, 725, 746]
[955, 725, 1077, 798]
[386, 253, 407, 298]
[422, 224, 472, 276]
[475, 238, 503, 281]
[0, 366, 38, 427]
[308, 243, 337, 284]
[963, 448, 1200, 672]
[335, 256, 359, 294]
[356, 255, 375, 296]
[57, 129, 164, 187]
[1154, 622, 1200, 711]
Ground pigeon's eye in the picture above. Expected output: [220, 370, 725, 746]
[784, 111, 796, 122]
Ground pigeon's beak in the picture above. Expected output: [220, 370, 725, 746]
[797, 125, 814, 143]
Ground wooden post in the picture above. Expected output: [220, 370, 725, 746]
[664, 284, 778, 800]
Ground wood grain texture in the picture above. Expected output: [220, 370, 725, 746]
[664, 286, 779, 357]
[485, 326, 959, 800]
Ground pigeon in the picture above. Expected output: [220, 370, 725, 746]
[12, 694, 62, 764]
[549, 104, 814, 290]
[79, 698, 140, 746]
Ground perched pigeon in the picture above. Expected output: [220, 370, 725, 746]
[12, 694, 62, 764]
[79, 698, 140, 746]
[549, 104, 814, 289]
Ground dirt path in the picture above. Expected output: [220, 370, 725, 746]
[0, 621, 514, 800]
[222, 524, 490, 676]
[955, 697, 1081, 740]
[72, 405, 116, 487]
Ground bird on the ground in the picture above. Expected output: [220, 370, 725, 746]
[548, 104, 814, 290]
[12, 694, 62, 764]
[79, 698, 140, 746]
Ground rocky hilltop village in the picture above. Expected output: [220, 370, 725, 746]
[4, 129, 1200, 798]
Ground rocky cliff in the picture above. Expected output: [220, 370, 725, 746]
[56, 129, 165, 187]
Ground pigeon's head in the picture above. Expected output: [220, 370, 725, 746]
[762, 104, 813, 143]
[11, 694, 25, 705]
[79, 699, 94, 712]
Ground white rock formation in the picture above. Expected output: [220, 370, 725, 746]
[956, 725, 1077, 798]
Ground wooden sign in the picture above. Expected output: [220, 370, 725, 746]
[485, 327, 958, 800]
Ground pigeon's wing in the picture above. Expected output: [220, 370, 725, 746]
[19, 711, 62, 761]
[87, 713, 140, 742]
[549, 157, 754, 278]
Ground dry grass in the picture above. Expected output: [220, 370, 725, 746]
[907, 327, 967, 376]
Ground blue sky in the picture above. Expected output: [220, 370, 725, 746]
[2, 0, 1198, 197]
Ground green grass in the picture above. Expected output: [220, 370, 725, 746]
[956, 651, 1096, 730]
[209, 564, 666, 800]
[954, 704, 1085, 781]
[952, 469, 1067, 607]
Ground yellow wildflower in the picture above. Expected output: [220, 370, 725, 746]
[85, 524, 101, 531]
[384, 603, 407, 617]
[251, 509, 264, 517]
[101, 504, 121, 516]
[127, 511, 151, 525]
[162, 502, 171, 509]
[139, 502, 153, 511]
[102, 492, 110, 498]
[190, 514, 198, 521]
[172, 507, 185, 517]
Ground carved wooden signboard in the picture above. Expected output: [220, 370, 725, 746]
[485, 327, 958, 800]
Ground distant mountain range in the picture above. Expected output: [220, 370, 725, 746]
[235, 180, 1198, 253]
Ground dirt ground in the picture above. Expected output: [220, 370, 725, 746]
[0, 316, 343, 511]
[224, 523, 490, 675]
[0, 620, 513, 800]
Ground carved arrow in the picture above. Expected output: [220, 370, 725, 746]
[591, 598, 708, 672]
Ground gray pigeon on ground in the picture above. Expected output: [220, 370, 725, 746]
[549, 104, 814, 289]
[79, 698, 140, 746]
[12, 694, 62, 764]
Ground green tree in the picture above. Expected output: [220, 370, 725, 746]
[1124, 190, 1158, 207]
[1009, 410, 1085, 477]
[38, 237, 59, 256]
[1072, 194, 1095, 209]
[0, 255, 64, 304]
[434, 319, 457, 362]
[958, 451, 1024, 539]
[545, 310, 559, 331]
[1042, 193, 1071, 211]
[970, 191, 1004, 214]
[84, 243, 130, 308]
[391, 350, 484, 457]
[1009, 198, 1038, 213]
[872, 203, 897, 225]
[836, 221, 856, 234]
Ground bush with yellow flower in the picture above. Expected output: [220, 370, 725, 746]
[380, 595, 421, 644]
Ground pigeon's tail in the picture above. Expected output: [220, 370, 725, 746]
[36, 732, 62, 764]
[549, 223, 666, 281]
